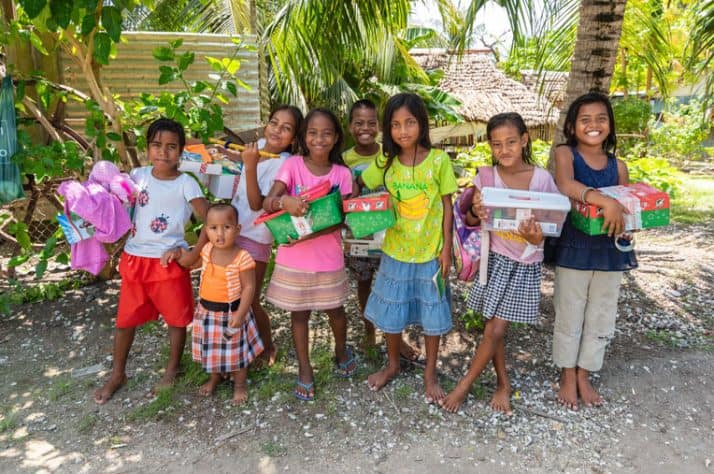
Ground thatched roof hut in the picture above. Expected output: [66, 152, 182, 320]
[410, 49, 559, 144]
[519, 69, 569, 109]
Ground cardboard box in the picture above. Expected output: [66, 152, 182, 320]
[481, 187, 570, 237]
[208, 173, 242, 199]
[345, 208, 395, 239]
[571, 183, 670, 235]
[57, 213, 96, 245]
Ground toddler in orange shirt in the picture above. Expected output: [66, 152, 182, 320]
[177, 203, 263, 404]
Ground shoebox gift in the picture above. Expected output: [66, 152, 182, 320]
[570, 183, 670, 235]
[178, 144, 223, 184]
[342, 192, 395, 239]
[480, 187, 570, 237]
[254, 181, 344, 245]
[57, 202, 134, 245]
[343, 229, 385, 258]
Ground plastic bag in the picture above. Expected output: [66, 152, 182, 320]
[0, 75, 24, 203]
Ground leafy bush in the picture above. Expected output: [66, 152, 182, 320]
[453, 139, 551, 182]
[624, 155, 682, 197]
[648, 101, 710, 163]
[613, 97, 651, 134]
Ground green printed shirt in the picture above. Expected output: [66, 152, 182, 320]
[361, 148, 457, 262]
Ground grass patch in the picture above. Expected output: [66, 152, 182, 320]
[127, 387, 177, 422]
[393, 383, 412, 401]
[76, 414, 99, 434]
[251, 355, 293, 402]
[126, 371, 151, 390]
[137, 320, 162, 336]
[47, 376, 75, 402]
[645, 329, 682, 349]
[261, 440, 286, 457]
[671, 175, 714, 224]
[0, 410, 18, 434]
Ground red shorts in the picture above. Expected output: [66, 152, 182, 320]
[116, 252, 194, 329]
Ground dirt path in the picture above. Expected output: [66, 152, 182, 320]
[0, 222, 712, 473]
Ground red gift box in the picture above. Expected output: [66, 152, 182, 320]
[342, 192, 391, 213]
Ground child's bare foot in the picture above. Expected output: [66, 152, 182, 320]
[255, 344, 278, 368]
[489, 384, 512, 415]
[198, 374, 221, 397]
[439, 381, 470, 412]
[577, 369, 604, 407]
[232, 383, 248, 405]
[399, 339, 419, 361]
[93, 374, 128, 405]
[367, 364, 400, 392]
[557, 368, 578, 410]
[424, 376, 446, 404]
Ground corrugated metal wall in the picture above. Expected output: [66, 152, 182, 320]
[59, 32, 264, 134]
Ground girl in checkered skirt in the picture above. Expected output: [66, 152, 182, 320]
[440, 113, 560, 415]
[178, 203, 263, 405]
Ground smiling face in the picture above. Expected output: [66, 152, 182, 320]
[304, 113, 339, 161]
[488, 124, 529, 168]
[263, 109, 298, 154]
[205, 206, 240, 249]
[349, 107, 379, 147]
[389, 106, 420, 151]
[574, 102, 611, 149]
[147, 130, 181, 178]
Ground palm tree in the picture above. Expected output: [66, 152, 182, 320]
[551, 0, 627, 155]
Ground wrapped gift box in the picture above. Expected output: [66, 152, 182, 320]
[345, 208, 395, 239]
[571, 182, 670, 235]
[208, 173, 242, 199]
[343, 229, 386, 258]
[254, 182, 343, 245]
[481, 187, 570, 237]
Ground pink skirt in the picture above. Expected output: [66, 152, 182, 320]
[266, 264, 348, 311]
[236, 236, 272, 263]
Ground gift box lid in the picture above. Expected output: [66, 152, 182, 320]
[343, 192, 391, 213]
[574, 183, 670, 218]
[481, 187, 570, 211]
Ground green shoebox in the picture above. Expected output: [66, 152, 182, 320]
[345, 208, 395, 239]
[570, 208, 670, 236]
[262, 191, 344, 245]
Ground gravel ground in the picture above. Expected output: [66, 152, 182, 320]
[0, 220, 712, 473]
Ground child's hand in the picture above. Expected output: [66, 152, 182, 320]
[470, 189, 489, 221]
[518, 217, 544, 245]
[160, 247, 182, 267]
[283, 195, 309, 217]
[241, 142, 260, 170]
[602, 198, 627, 237]
[213, 145, 242, 163]
[229, 313, 247, 328]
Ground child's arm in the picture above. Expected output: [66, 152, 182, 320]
[231, 267, 256, 328]
[176, 246, 202, 269]
[190, 197, 210, 222]
[554, 146, 626, 236]
[241, 143, 266, 211]
[616, 159, 630, 185]
[263, 181, 308, 216]
[439, 194, 454, 277]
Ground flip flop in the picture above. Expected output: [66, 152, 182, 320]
[334, 345, 358, 378]
[294, 379, 315, 401]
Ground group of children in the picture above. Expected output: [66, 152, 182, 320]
[94, 91, 636, 415]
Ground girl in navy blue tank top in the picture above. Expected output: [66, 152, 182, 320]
[552, 93, 637, 411]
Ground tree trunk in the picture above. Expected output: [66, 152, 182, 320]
[549, 0, 627, 167]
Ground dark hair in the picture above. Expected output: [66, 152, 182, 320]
[378, 93, 431, 185]
[298, 108, 347, 167]
[206, 202, 238, 223]
[562, 92, 617, 154]
[146, 118, 185, 151]
[486, 112, 533, 165]
[348, 99, 377, 123]
[268, 105, 304, 154]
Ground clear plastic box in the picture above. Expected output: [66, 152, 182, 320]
[480, 187, 570, 237]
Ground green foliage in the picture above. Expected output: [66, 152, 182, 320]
[648, 102, 710, 163]
[14, 132, 89, 182]
[123, 38, 252, 145]
[670, 175, 714, 224]
[613, 98, 651, 134]
[0, 277, 84, 315]
[461, 309, 485, 332]
[625, 155, 682, 198]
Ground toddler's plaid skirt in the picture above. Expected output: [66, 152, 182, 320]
[192, 301, 264, 373]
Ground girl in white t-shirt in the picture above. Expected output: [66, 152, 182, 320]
[219, 106, 304, 367]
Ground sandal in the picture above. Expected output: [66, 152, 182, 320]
[334, 345, 358, 378]
[294, 379, 315, 401]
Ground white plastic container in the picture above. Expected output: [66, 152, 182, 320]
[480, 187, 570, 237]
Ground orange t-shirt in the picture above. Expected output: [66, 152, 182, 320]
[199, 243, 256, 303]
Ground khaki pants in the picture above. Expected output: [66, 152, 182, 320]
[552, 267, 623, 371]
